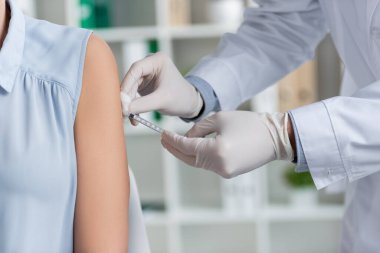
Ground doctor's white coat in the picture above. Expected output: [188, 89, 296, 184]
[189, 0, 380, 252]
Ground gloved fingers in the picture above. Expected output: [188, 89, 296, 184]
[120, 91, 139, 125]
[161, 137, 196, 167]
[121, 54, 159, 95]
[121, 67, 143, 98]
[161, 131, 202, 156]
[162, 130, 223, 172]
[129, 92, 163, 115]
[186, 114, 218, 138]
[120, 91, 132, 117]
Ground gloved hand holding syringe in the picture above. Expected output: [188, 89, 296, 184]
[120, 53, 295, 179]
[121, 92, 163, 134]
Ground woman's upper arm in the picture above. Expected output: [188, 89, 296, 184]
[74, 34, 129, 253]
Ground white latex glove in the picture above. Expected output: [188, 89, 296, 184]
[120, 52, 203, 119]
[161, 111, 294, 178]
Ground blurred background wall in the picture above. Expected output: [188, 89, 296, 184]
[17, 0, 344, 252]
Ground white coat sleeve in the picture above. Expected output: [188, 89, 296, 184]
[291, 81, 380, 189]
[188, 0, 328, 110]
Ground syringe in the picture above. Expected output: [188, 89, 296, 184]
[128, 113, 164, 134]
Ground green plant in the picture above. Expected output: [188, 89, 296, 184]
[284, 164, 314, 188]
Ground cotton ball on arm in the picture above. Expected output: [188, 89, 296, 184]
[120, 92, 131, 116]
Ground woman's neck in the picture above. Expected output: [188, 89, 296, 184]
[0, 1, 10, 48]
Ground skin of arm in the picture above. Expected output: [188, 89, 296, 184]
[0, 0, 9, 48]
[74, 34, 130, 253]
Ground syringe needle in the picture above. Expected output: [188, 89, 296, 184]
[128, 113, 164, 134]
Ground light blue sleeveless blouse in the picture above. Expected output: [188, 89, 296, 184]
[0, 1, 91, 252]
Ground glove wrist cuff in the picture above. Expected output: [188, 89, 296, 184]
[262, 112, 294, 161]
[185, 87, 204, 118]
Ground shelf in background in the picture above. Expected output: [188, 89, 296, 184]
[175, 208, 258, 225]
[144, 211, 171, 226]
[94, 26, 160, 42]
[142, 205, 344, 226]
[93, 23, 240, 42]
[169, 23, 240, 39]
[263, 205, 344, 221]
